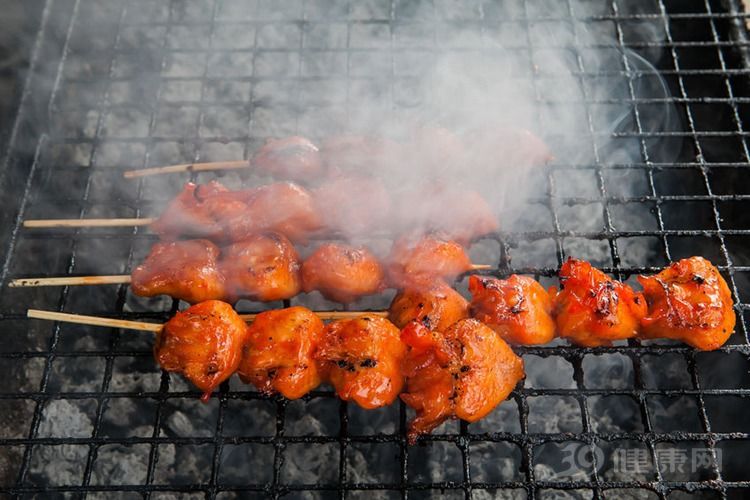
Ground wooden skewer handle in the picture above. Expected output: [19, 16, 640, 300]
[23, 218, 155, 228]
[123, 160, 250, 179]
[470, 264, 492, 270]
[9, 266, 489, 289]
[27, 309, 162, 332]
[9, 275, 132, 287]
[26, 308, 387, 333]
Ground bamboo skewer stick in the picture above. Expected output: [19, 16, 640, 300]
[123, 160, 250, 179]
[27, 309, 163, 332]
[9, 265, 492, 288]
[9, 275, 132, 287]
[24, 218, 155, 228]
[27, 308, 386, 332]
[469, 264, 492, 270]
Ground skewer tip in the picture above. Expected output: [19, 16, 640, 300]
[470, 264, 493, 271]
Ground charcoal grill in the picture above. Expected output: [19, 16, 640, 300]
[1, 0, 750, 498]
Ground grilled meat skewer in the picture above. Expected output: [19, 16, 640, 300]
[400, 318, 524, 443]
[301, 243, 385, 303]
[389, 281, 470, 332]
[238, 306, 326, 399]
[469, 274, 556, 346]
[638, 256, 736, 350]
[549, 258, 647, 347]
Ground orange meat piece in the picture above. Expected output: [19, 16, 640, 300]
[389, 281, 469, 332]
[252, 136, 323, 183]
[301, 244, 384, 303]
[400, 319, 524, 443]
[156, 300, 248, 400]
[150, 181, 251, 241]
[315, 316, 406, 409]
[220, 232, 302, 302]
[638, 256, 735, 351]
[225, 182, 323, 243]
[131, 239, 226, 303]
[313, 175, 391, 237]
[550, 258, 647, 347]
[387, 235, 472, 289]
[469, 274, 556, 345]
[238, 306, 325, 399]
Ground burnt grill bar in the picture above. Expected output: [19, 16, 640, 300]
[0, 0, 750, 498]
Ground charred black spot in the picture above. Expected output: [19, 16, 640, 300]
[267, 369, 277, 379]
[595, 283, 619, 317]
[343, 249, 363, 263]
[510, 291, 526, 314]
[421, 315, 432, 329]
[193, 184, 210, 202]
[460, 365, 470, 373]
[417, 302, 424, 308]
[693, 274, 706, 284]
[206, 362, 219, 375]
[337, 359, 356, 372]
[360, 358, 377, 368]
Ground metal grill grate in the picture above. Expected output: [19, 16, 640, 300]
[1, 0, 749, 498]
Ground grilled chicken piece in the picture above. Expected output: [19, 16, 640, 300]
[238, 306, 324, 399]
[397, 184, 498, 244]
[131, 239, 226, 304]
[400, 319, 524, 443]
[313, 175, 391, 237]
[221, 232, 302, 302]
[638, 256, 735, 350]
[389, 281, 469, 332]
[315, 316, 406, 409]
[156, 300, 248, 400]
[469, 275, 556, 345]
[387, 235, 472, 289]
[150, 181, 250, 241]
[226, 182, 323, 244]
[301, 244, 384, 303]
[550, 258, 647, 347]
[252, 136, 323, 183]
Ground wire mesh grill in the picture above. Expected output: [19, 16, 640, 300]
[0, 0, 749, 498]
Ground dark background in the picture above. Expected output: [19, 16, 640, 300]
[0, 1, 45, 153]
